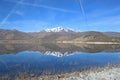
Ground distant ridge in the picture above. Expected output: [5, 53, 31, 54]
[0, 27, 120, 43]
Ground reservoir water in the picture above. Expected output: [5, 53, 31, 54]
[0, 44, 120, 79]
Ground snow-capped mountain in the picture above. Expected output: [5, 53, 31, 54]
[43, 27, 76, 32]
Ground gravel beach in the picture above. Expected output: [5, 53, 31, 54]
[38, 66, 120, 80]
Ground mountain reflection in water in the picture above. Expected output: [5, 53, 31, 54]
[0, 44, 120, 79]
[0, 44, 120, 54]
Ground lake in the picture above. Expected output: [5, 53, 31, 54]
[0, 44, 120, 79]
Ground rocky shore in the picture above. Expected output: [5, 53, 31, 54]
[14, 65, 120, 80]
[38, 65, 120, 80]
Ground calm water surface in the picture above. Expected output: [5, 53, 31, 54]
[0, 44, 120, 78]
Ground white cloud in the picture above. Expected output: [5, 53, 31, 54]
[14, 10, 24, 16]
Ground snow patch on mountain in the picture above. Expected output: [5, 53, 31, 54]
[44, 27, 76, 32]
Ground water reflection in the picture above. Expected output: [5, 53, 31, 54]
[0, 44, 120, 54]
[0, 44, 120, 79]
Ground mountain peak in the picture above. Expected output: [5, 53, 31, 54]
[43, 27, 76, 32]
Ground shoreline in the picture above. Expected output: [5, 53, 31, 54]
[38, 65, 120, 80]
[56, 41, 120, 44]
[0, 40, 120, 44]
[14, 65, 120, 80]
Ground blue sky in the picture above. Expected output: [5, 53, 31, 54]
[0, 0, 120, 32]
